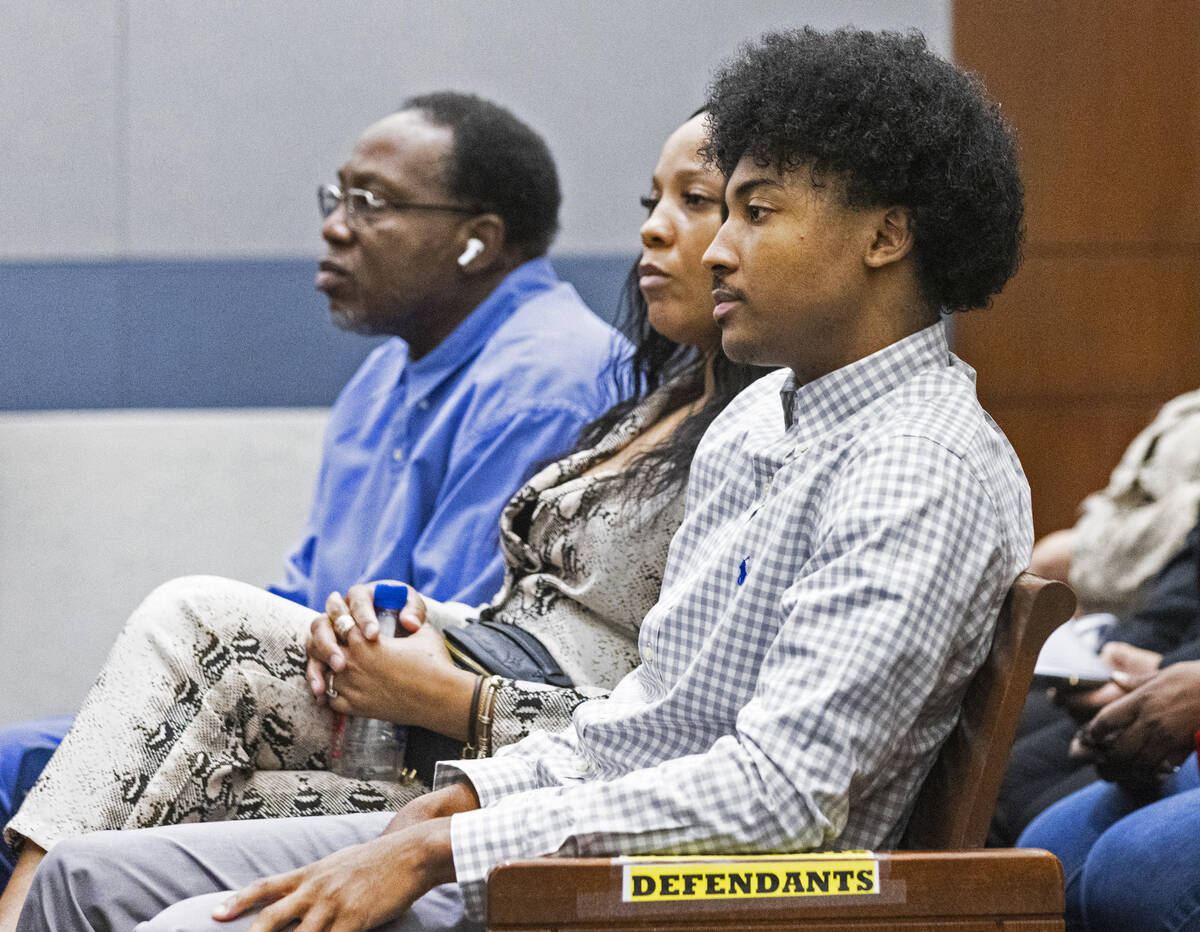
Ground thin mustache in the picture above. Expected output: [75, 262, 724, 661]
[711, 277, 745, 303]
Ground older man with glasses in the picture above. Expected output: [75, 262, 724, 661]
[275, 91, 624, 612]
[0, 90, 625, 900]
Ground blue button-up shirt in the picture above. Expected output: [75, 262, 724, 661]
[270, 258, 626, 610]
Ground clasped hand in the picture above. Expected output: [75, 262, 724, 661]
[304, 581, 457, 727]
[1069, 659, 1200, 787]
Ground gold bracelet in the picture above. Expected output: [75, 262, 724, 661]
[461, 674, 486, 759]
[474, 675, 503, 759]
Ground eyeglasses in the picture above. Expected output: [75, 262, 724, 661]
[317, 183, 477, 224]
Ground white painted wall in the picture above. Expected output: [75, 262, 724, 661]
[0, 409, 328, 722]
[2, 1, 950, 261]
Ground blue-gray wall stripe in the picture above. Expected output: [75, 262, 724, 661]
[0, 256, 632, 411]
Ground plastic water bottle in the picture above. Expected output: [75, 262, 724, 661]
[331, 583, 410, 780]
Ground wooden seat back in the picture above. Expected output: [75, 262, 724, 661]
[900, 572, 1075, 849]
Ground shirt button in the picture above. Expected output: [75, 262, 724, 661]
[572, 756, 590, 774]
[392, 448, 405, 462]
[417, 399, 430, 411]
[642, 646, 655, 662]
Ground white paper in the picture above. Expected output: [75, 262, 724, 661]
[1034, 614, 1117, 683]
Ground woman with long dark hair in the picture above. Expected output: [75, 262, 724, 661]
[0, 112, 767, 928]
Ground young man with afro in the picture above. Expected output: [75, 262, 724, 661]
[16, 27, 1032, 932]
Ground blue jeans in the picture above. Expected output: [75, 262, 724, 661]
[0, 716, 73, 889]
[1019, 752, 1200, 931]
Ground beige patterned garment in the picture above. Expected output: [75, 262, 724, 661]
[6, 389, 686, 854]
[1070, 388, 1200, 614]
[6, 576, 428, 854]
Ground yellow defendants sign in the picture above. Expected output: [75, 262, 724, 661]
[620, 852, 880, 903]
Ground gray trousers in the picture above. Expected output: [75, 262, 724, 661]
[17, 813, 482, 931]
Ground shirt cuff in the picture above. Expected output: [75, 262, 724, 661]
[449, 807, 498, 921]
[448, 788, 576, 923]
[434, 754, 541, 807]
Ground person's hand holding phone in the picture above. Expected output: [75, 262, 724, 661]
[1051, 641, 1161, 720]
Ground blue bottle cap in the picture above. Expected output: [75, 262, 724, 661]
[373, 583, 408, 610]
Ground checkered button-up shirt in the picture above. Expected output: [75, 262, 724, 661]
[437, 323, 1033, 920]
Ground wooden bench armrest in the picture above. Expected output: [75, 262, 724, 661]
[487, 849, 1064, 929]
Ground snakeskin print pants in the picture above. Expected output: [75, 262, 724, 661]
[5, 576, 427, 855]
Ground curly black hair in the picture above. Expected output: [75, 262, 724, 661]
[400, 91, 559, 259]
[703, 27, 1023, 313]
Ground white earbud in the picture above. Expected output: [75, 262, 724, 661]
[457, 238, 484, 267]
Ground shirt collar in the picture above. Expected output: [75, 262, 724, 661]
[403, 257, 561, 397]
[780, 321, 952, 434]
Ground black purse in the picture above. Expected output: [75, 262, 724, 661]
[402, 621, 572, 785]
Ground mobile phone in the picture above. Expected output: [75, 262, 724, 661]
[1030, 671, 1111, 691]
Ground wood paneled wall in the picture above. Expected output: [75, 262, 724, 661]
[952, 1, 1200, 537]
